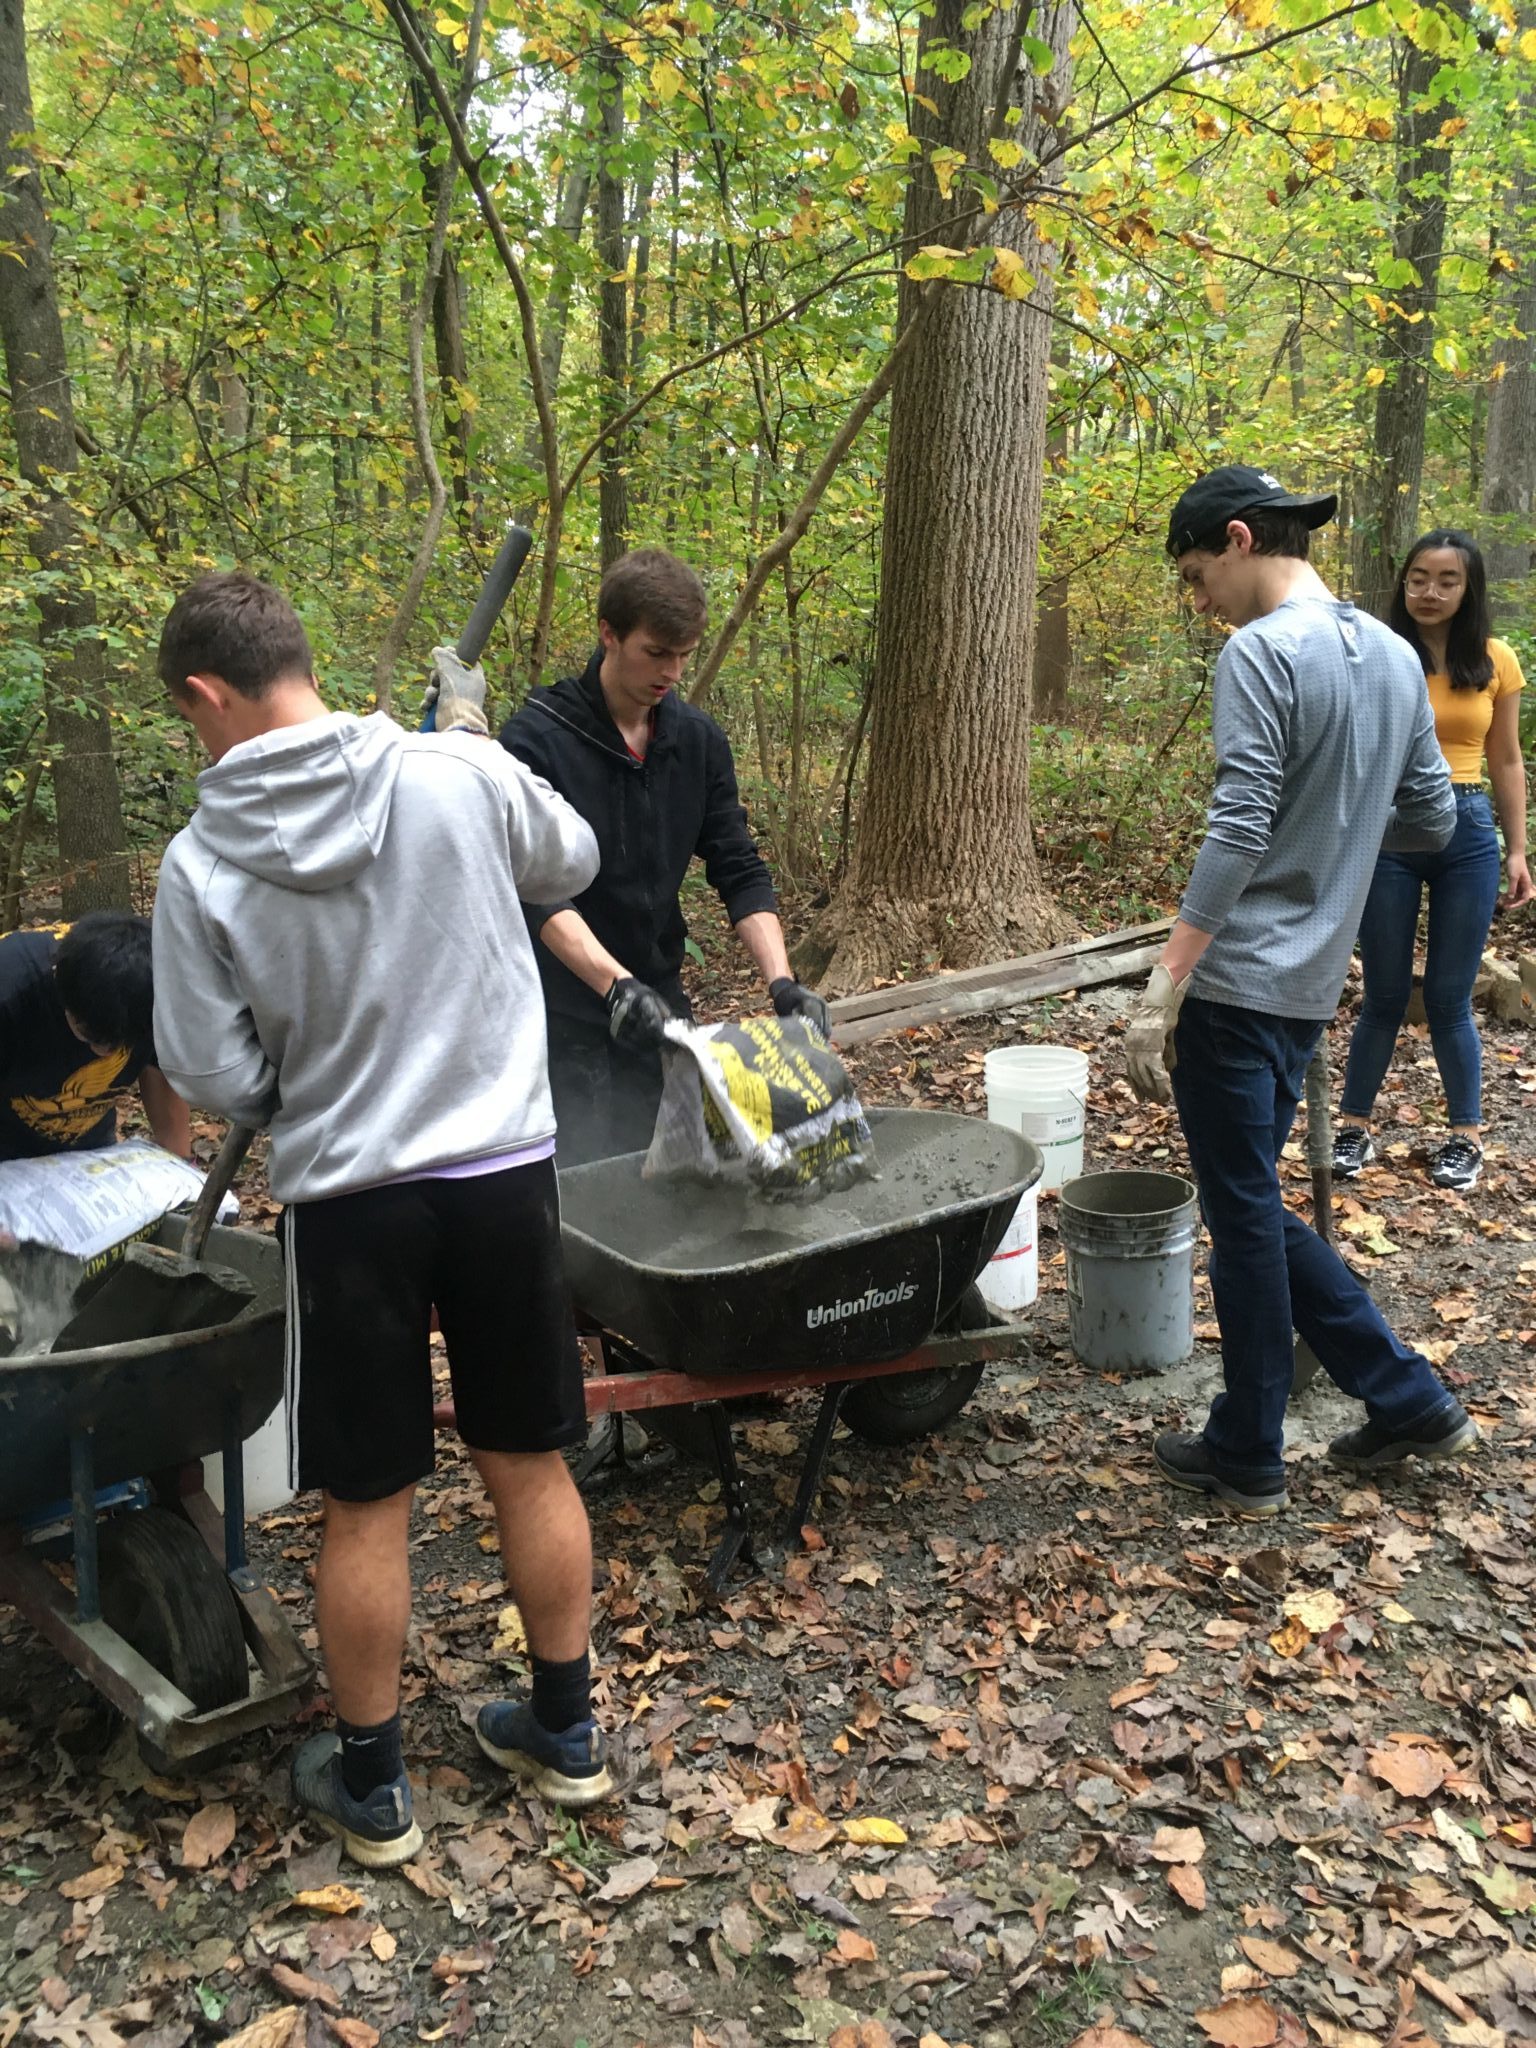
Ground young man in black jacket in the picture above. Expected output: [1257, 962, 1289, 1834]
[499, 548, 827, 1163]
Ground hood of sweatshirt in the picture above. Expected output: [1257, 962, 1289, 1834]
[188, 711, 402, 893]
[523, 657, 678, 765]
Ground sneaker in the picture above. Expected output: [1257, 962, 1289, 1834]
[1328, 1399, 1479, 1472]
[291, 1732, 424, 1869]
[1429, 1135, 1483, 1190]
[475, 1700, 614, 1807]
[1331, 1126, 1376, 1177]
[1153, 1430, 1287, 1517]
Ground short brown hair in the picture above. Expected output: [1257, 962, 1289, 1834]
[158, 572, 314, 698]
[598, 548, 707, 644]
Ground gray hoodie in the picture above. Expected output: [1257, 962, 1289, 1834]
[152, 712, 598, 1203]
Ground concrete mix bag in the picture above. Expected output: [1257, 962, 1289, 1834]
[644, 1015, 875, 1201]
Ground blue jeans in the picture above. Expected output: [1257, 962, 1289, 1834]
[1172, 998, 1453, 1481]
[1340, 788, 1501, 1127]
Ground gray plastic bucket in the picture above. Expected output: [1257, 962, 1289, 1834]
[1058, 1170, 1199, 1374]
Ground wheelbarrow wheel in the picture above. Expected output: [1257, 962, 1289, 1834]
[97, 1508, 248, 1714]
[840, 1287, 990, 1446]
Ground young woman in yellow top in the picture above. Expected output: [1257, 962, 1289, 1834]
[1334, 529, 1531, 1191]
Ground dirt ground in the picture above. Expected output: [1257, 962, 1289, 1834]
[2, 955, 1534, 2048]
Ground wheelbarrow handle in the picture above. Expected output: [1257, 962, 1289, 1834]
[182, 1123, 259, 1263]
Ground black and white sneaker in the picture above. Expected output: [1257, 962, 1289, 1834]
[1331, 1126, 1376, 1177]
[1429, 1135, 1483, 1190]
[1328, 1398, 1479, 1472]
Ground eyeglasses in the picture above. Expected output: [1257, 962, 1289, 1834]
[1404, 572, 1464, 593]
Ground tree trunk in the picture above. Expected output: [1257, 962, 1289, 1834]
[596, 27, 629, 566]
[0, 0, 128, 914]
[409, 16, 475, 522]
[1481, 21, 1536, 605]
[805, 2, 1075, 992]
[1351, 34, 1457, 615]
[1033, 335, 1072, 724]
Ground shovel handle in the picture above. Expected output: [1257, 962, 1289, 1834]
[182, 1123, 258, 1263]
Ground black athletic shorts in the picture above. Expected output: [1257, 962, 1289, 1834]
[281, 1158, 585, 1502]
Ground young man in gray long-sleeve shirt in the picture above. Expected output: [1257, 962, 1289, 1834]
[1123, 466, 1476, 1515]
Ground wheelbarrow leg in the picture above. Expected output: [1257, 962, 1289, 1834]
[781, 1381, 850, 1544]
[221, 1393, 247, 1575]
[703, 1404, 755, 1600]
[70, 1426, 101, 1625]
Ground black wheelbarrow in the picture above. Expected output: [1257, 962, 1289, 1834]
[0, 1214, 311, 1766]
[555, 1108, 1042, 1591]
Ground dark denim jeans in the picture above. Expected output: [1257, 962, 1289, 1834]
[1340, 787, 1502, 1127]
[1172, 997, 1453, 1481]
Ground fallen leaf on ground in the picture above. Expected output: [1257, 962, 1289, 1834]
[842, 1817, 907, 1846]
[1194, 1999, 1280, 2047]
[57, 1863, 124, 1900]
[268, 1962, 340, 2010]
[1168, 1863, 1206, 1910]
[1368, 1745, 1452, 1798]
[729, 1796, 782, 1842]
[325, 2022, 379, 2048]
[834, 1928, 878, 1964]
[1468, 1862, 1536, 1914]
[368, 1927, 396, 1962]
[291, 1885, 365, 1916]
[1267, 1617, 1311, 1659]
[180, 1803, 236, 1870]
[1238, 1936, 1301, 1978]
[594, 1855, 658, 1904]
[221, 2013, 303, 2048]
[1149, 1825, 1206, 1863]
[1282, 1589, 1344, 1633]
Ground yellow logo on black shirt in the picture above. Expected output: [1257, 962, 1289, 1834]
[12, 1045, 134, 1143]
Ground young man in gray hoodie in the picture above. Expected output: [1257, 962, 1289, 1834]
[152, 572, 608, 1867]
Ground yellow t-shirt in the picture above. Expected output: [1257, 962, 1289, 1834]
[1427, 637, 1525, 782]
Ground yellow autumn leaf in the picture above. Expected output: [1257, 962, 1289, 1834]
[1283, 1588, 1344, 1633]
[492, 1603, 526, 1657]
[842, 1816, 908, 1845]
[991, 248, 1034, 301]
[1365, 366, 1387, 387]
[292, 1883, 367, 1915]
[652, 58, 684, 103]
[1520, 26, 1536, 57]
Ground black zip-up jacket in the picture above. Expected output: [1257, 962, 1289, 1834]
[499, 655, 778, 1024]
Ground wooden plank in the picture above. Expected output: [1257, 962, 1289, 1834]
[826, 917, 1172, 1025]
[833, 940, 1161, 1049]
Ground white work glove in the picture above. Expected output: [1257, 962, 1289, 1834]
[425, 645, 489, 737]
[1124, 965, 1190, 1105]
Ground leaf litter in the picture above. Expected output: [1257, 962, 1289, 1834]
[2, 959, 1535, 2046]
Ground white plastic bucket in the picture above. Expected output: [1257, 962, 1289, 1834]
[202, 1400, 294, 1518]
[980, 1183, 1038, 1315]
[985, 1045, 1090, 1194]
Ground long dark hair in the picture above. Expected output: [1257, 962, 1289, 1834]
[1388, 529, 1495, 691]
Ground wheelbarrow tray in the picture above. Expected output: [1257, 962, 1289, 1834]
[0, 1219, 284, 1523]
[559, 1107, 1041, 1374]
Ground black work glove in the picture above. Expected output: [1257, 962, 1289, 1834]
[606, 977, 675, 1052]
[770, 976, 833, 1041]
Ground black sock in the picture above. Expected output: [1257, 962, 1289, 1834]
[531, 1651, 591, 1734]
[337, 1712, 404, 1800]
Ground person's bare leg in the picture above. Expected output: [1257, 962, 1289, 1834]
[313, 1485, 416, 1724]
[470, 1448, 592, 1660]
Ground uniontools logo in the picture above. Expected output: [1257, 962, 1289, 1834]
[806, 1281, 918, 1330]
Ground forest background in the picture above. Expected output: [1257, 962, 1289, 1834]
[2, 0, 1534, 988]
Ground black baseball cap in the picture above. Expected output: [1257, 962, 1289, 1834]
[1165, 464, 1338, 558]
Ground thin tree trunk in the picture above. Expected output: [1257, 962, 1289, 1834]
[806, 2, 1076, 991]
[1481, 20, 1536, 605]
[1033, 335, 1072, 724]
[0, 0, 129, 913]
[409, 9, 475, 521]
[596, 27, 629, 565]
[1351, 32, 1458, 614]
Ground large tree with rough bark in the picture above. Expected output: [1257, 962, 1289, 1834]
[0, 0, 128, 913]
[804, 1, 1076, 992]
